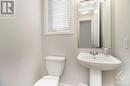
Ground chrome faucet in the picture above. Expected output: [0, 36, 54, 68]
[89, 49, 98, 59]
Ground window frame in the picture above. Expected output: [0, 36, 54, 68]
[44, 0, 74, 35]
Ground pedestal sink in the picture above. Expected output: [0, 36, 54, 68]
[77, 53, 122, 86]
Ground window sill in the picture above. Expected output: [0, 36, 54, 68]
[44, 31, 74, 35]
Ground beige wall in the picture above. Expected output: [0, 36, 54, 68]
[0, 0, 42, 86]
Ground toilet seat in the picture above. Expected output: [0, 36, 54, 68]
[34, 75, 59, 86]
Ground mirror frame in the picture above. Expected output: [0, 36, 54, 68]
[77, 0, 113, 49]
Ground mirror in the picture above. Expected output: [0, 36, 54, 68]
[78, 0, 112, 48]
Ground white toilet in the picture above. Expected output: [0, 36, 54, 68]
[34, 56, 66, 86]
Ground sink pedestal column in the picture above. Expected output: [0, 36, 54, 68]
[89, 69, 102, 86]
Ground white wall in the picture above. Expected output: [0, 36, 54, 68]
[42, 0, 89, 85]
[0, 0, 42, 86]
[0, 0, 129, 86]
[42, 35, 89, 85]
[112, 0, 130, 86]
[102, 0, 130, 86]
[42, 0, 130, 86]
[42, 0, 111, 86]
[96, 0, 130, 86]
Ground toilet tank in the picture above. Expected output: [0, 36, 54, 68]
[45, 56, 66, 76]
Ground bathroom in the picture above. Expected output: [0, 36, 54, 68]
[0, 0, 129, 86]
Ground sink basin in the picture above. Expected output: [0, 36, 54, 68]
[77, 53, 122, 86]
[77, 53, 122, 70]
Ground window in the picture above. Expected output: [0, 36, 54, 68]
[44, 0, 73, 34]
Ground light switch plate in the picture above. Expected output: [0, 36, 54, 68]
[124, 38, 129, 49]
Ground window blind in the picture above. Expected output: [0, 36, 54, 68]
[48, 0, 71, 32]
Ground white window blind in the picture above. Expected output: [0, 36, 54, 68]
[48, 0, 71, 32]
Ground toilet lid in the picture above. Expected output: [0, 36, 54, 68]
[34, 75, 59, 86]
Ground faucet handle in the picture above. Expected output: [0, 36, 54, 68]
[88, 49, 93, 54]
[103, 48, 111, 56]
[95, 51, 98, 55]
